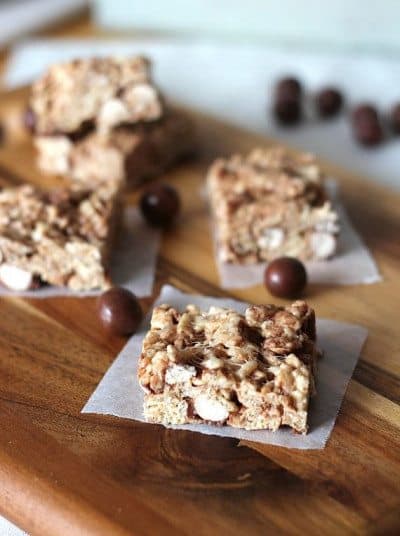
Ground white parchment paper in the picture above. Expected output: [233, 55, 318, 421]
[215, 181, 381, 289]
[82, 284, 368, 449]
[0, 207, 160, 298]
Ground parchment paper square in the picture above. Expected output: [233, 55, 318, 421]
[82, 285, 368, 449]
[215, 181, 381, 289]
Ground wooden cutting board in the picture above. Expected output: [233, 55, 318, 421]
[0, 87, 399, 536]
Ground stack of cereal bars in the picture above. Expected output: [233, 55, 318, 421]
[0, 56, 195, 292]
[31, 56, 195, 187]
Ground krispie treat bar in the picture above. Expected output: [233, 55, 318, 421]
[207, 147, 339, 263]
[138, 300, 318, 434]
[0, 181, 122, 291]
[35, 109, 195, 187]
[30, 56, 163, 136]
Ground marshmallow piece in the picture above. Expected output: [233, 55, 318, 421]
[97, 99, 128, 133]
[315, 219, 340, 234]
[35, 136, 73, 175]
[257, 227, 284, 250]
[194, 394, 229, 422]
[0, 264, 34, 291]
[310, 232, 336, 259]
[125, 83, 161, 118]
[165, 364, 196, 385]
[202, 353, 223, 370]
[237, 360, 258, 379]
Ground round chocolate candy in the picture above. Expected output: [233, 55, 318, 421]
[264, 257, 307, 299]
[275, 77, 303, 101]
[316, 87, 343, 118]
[140, 183, 180, 227]
[352, 104, 379, 125]
[389, 103, 400, 135]
[353, 119, 384, 147]
[97, 287, 143, 336]
[273, 98, 302, 126]
[351, 104, 383, 147]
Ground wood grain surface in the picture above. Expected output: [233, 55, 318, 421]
[0, 86, 399, 536]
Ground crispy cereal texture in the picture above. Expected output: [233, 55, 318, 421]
[207, 147, 339, 263]
[138, 300, 318, 434]
[35, 109, 195, 188]
[0, 180, 122, 291]
[30, 56, 163, 135]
